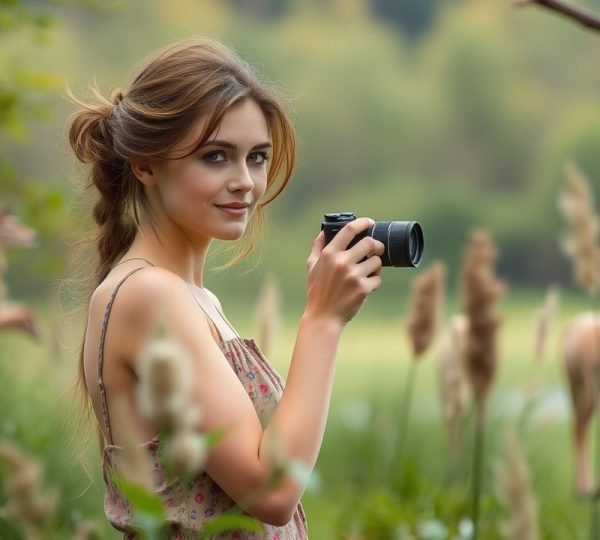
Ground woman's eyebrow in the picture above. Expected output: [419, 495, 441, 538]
[200, 139, 272, 151]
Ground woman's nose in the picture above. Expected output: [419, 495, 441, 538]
[228, 163, 255, 192]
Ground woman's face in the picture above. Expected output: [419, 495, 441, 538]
[149, 98, 271, 243]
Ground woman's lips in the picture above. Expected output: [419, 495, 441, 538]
[215, 204, 249, 217]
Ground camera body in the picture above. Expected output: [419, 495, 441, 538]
[321, 212, 424, 268]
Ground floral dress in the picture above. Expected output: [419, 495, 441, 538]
[96, 263, 309, 539]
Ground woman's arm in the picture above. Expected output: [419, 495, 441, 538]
[106, 218, 383, 526]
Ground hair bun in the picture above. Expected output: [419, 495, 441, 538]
[112, 91, 124, 106]
[68, 88, 115, 164]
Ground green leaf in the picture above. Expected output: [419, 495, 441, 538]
[45, 191, 63, 210]
[112, 473, 166, 522]
[288, 459, 321, 493]
[199, 514, 263, 538]
[204, 427, 228, 451]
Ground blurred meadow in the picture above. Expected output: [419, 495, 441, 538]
[2, 0, 600, 538]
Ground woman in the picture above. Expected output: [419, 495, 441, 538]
[69, 38, 384, 538]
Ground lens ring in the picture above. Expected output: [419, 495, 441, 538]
[409, 228, 417, 260]
[387, 221, 424, 267]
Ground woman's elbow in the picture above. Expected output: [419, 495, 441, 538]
[246, 493, 298, 527]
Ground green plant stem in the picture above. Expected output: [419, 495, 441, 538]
[471, 398, 485, 540]
[593, 397, 600, 540]
[443, 405, 471, 489]
[381, 359, 418, 490]
[591, 299, 599, 540]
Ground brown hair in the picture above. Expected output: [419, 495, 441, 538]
[68, 37, 296, 449]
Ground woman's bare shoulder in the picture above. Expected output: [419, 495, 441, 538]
[87, 266, 218, 367]
[89, 266, 192, 326]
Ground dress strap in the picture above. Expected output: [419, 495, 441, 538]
[113, 257, 156, 268]
[187, 286, 240, 343]
[97, 262, 154, 446]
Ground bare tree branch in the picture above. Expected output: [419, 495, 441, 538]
[514, 0, 600, 33]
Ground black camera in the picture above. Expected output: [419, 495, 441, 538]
[321, 212, 424, 268]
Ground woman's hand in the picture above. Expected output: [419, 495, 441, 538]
[305, 217, 384, 326]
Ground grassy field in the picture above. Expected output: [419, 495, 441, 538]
[0, 288, 595, 539]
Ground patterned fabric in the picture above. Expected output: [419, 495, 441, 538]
[97, 267, 308, 539]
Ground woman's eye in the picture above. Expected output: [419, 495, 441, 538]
[203, 151, 226, 163]
[248, 152, 269, 165]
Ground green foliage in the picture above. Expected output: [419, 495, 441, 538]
[1, 2, 600, 535]
[0, 0, 597, 302]
[112, 474, 166, 539]
[0, 314, 116, 539]
[199, 514, 262, 538]
[0, 1, 71, 299]
[0, 290, 595, 538]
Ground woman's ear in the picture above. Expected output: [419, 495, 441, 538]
[131, 159, 156, 186]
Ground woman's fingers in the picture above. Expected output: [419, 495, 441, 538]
[307, 231, 325, 270]
[304, 218, 385, 325]
[363, 272, 383, 293]
[356, 252, 383, 279]
[346, 235, 385, 264]
[325, 217, 375, 252]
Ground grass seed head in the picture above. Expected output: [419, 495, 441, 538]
[164, 431, 207, 479]
[459, 230, 505, 416]
[496, 430, 539, 540]
[438, 315, 470, 449]
[0, 441, 58, 539]
[558, 162, 600, 298]
[533, 285, 559, 361]
[137, 325, 194, 428]
[406, 262, 446, 360]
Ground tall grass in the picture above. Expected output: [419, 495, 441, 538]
[0, 290, 594, 538]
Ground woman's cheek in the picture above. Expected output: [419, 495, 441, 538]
[254, 173, 268, 199]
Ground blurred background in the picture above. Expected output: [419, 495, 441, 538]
[2, 0, 599, 309]
[2, 0, 600, 538]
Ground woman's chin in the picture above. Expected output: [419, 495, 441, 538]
[215, 226, 247, 242]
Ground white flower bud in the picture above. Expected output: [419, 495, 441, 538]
[165, 431, 207, 478]
[137, 338, 193, 427]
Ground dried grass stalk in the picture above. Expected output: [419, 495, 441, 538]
[164, 430, 207, 478]
[136, 317, 206, 478]
[0, 441, 58, 540]
[110, 397, 154, 490]
[562, 312, 600, 496]
[533, 285, 560, 362]
[0, 303, 39, 338]
[438, 314, 470, 452]
[0, 208, 37, 308]
[255, 274, 281, 359]
[495, 430, 539, 540]
[459, 230, 505, 419]
[558, 162, 600, 298]
[137, 331, 194, 429]
[406, 262, 446, 360]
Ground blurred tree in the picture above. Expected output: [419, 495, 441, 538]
[1, 0, 596, 300]
[227, 0, 292, 19]
[0, 0, 105, 295]
[370, 0, 439, 39]
[516, 0, 600, 33]
[0, 0, 65, 290]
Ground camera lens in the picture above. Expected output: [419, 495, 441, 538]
[372, 221, 424, 267]
[322, 212, 424, 268]
[409, 227, 419, 260]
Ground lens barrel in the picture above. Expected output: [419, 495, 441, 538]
[321, 213, 424, 268]
[370, 221, 424, 267]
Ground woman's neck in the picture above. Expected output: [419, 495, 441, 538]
[123, 218, 210, 288]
